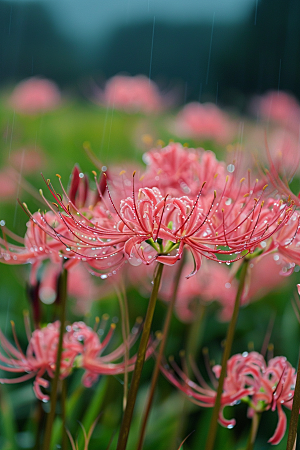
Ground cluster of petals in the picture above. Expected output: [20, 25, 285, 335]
[95, 74, 164, 114]
[0, 319, 153, 401]
[8, 77, 61, 115]
[171, 102, 234, 144]
[162, 351, 296, 445]
[141, 142, 228, 198]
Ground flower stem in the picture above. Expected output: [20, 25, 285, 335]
[286, 351, 300, 450]
[204, 258, 249, 450]
[61, 379, 67, 450]
[116, 262, 164, 450]
[245, 412, 261, 450]
[43, 268, 68, 450]
[136, 255, 186, 450]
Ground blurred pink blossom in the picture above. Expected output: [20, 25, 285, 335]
[0, 168, 18, 201]
[172, 102, 234, 143]
[8, 77, 61, 115]
[96, 74, 164, 114]
[9, 148, 45, 174]
[251, 90, 300, 134]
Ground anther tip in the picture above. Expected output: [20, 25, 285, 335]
[155, 331, 163, 340]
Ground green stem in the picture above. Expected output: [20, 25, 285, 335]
[115, 284, 130, 411]
[43, 268, 68, 450]
[245, 412, 261, 450]
[136, 255, 186, 450]
[116, 262, 164, 450]
[286, 351, 300, 450]
[50, 384, 85, 447]
[61, 379, 67, 450]
[205, 259, 249, 450]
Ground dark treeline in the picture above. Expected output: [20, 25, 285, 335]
[0, 0, 299, 106]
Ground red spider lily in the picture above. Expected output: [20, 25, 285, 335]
[0, 319, 155, 400]
[162, 351, 297, 445]
[29, 166, 294, 278]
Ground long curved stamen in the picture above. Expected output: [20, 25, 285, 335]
[183, 190, 216, 239]
[132, 172, 149, 234]
[174, 182, 206, 235]
[154, 194, 169, 242]
[221, 209, 231, 248]
[103, 172, 134, 232]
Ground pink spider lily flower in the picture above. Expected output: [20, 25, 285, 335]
[0, 319, 155, 400]
[162, 351, 297, 445]
[171, 102, 235, 144]
[94, 74, 163, 114]
[249, 356, 296, 445]
[35, 167, 294, 278]
[65, 320, 156, 388]
[0, 321, 73, 402]
[8, 77, 61, 115]
[161, 351, 258, 428]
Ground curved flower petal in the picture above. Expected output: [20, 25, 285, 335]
[268, 403, 287, 445]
